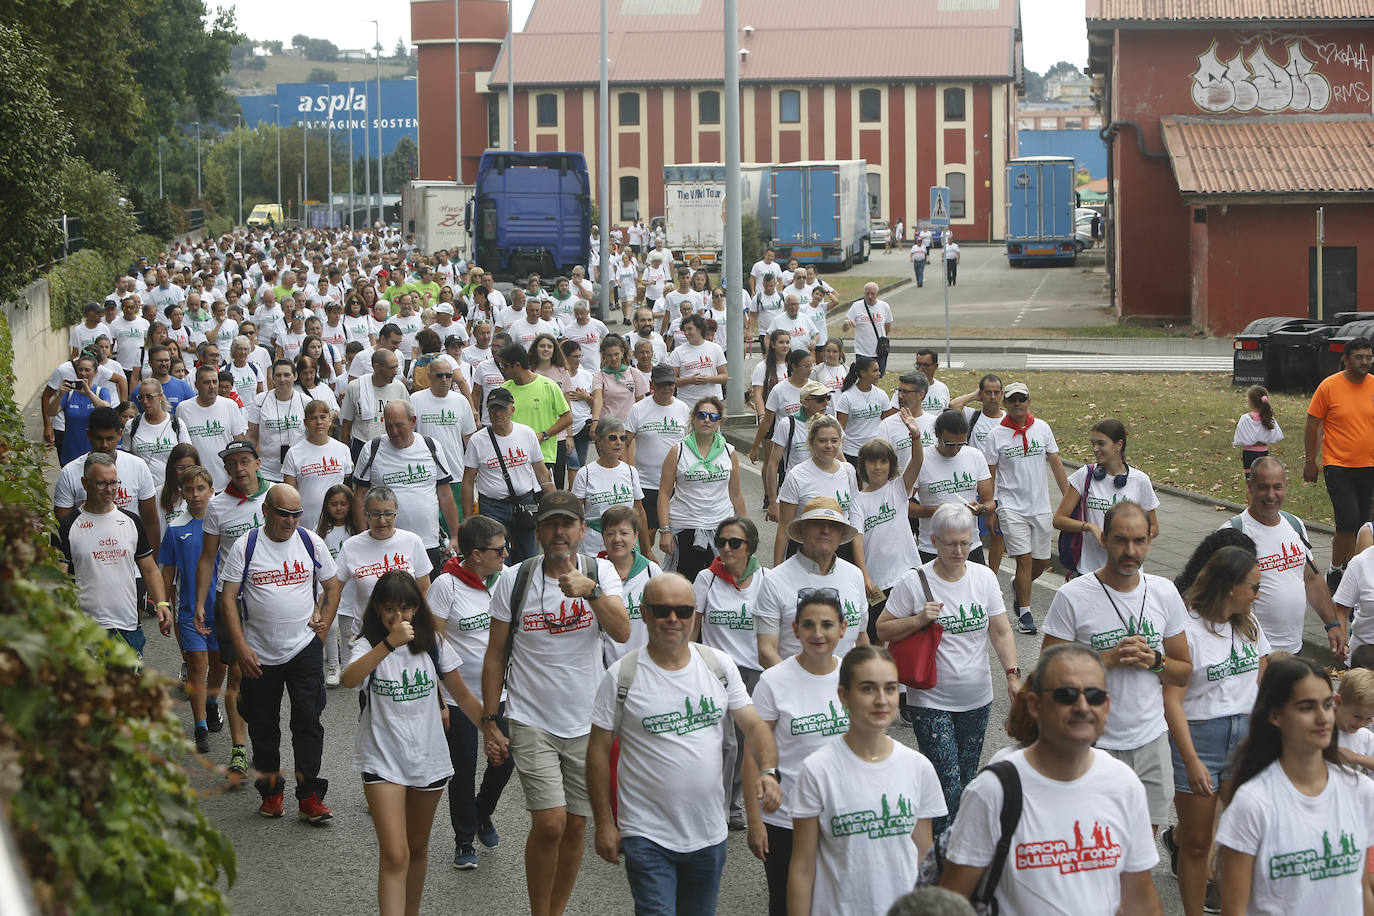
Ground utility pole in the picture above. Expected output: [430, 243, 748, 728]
[506, 0, 514, 150]
[454, 0, 463, 183]
[371, 20, 384, 225]
[363, 51, 372, 228]
[723, 0, 744, 415]
[303, 114, 309, 227]
[346, 67, 354, 227]
[194, 121, 201, 198]
[271, 104, 281, 208]
[325, 83, 333, 227]
[157, 137, 164, 198]
[598, 0, 610, 320]
[235, 113, 243, 226]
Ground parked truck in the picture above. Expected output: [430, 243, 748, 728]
[661, 163, 772, 267]
[471, 151, 590, 283]
[1005, 155, 1077, 267]
[402, 181, 473, 259]
[768, 160, 870, 268]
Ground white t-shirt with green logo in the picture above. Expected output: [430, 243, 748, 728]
[1042, 572, 1187, 750]
[888, 561, 1006, 712]
[177, 396, 248, 491]
[627, 398, 690, 485]
[603, 560, 660, 665]
[695, 565, 767, 672]
[1217, 761, 1374, 915]
[985, 418, 1060, 516]
[249, 389, 311, 480]
[428, 571, 497, 706]
[879, 412, 935, 476]
[1065, 465, 1160, 574]
[350, 635, 460, 787]
[777, 459, 861, 517]
[591, 644, 751, 852]
[752, 655, 847, 829]
[791, 740, 945, 916]
[914, 445, 991, 555]
[755, 553, 867, 662]
[834, 384, 889, 456]
[411, 389, 478, 474]
[570, 460, 643, 556]
[1178, 611, 1271, 720]
[852, 481, 921, 589]
[123, 414, 190, 488]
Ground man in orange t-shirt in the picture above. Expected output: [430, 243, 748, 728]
[1304, 336, 1374, 589]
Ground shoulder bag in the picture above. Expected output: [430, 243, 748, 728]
[889, 568, 942, 689]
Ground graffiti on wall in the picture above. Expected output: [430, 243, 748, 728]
[1190, 39, 1332, 113]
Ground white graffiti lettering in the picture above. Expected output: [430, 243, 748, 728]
[1191, 40, 1332, 113]
[1332, 82, 1372, 105]
[1314, 41, 1370, 72]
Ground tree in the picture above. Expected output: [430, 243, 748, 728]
[0, 24, 70, 303]
[56, 159, 138, 262]
[303, 38, 339, 61]
[1046, 60, 1082, 79]
[292, 33, 309, 49]
[393, 37, 407, 60]
[1022, 68, 1046, 101]
[307, 67, 338, 83]
[384, 136, 419, 190]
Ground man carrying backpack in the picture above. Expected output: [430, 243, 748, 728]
[217, 483, 342, 824]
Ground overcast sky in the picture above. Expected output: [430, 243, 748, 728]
[225, 0, 1087, 73]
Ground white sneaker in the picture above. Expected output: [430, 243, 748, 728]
[324, 665, 341, 688]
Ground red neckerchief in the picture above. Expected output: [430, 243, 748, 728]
[707, 557, 736, 586]
[223, 474, 267, 506]
[1000, 411, 1036, 455]
[443, 556, 489, 591]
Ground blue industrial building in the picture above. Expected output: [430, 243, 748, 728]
[236, 79, 419, 156]
[1015, 129, 1107, 180]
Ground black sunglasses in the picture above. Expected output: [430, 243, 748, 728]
[714, 536, 748, 550]
[269, 504, 305, 518]
[1042, 686, 1109, 706]
[796, 586, 840, 612]
[646, 604, 695, 620]
[1005, 394, 1029, 403]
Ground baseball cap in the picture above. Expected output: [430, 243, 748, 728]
[537, 489, 584, 522]
[486, 387, 515, 407]
[1003, 382, 1030, 398]
[799, 380, 831, 399]
[650, 365, 676, 385]
[435, 303, 454, 315]
[219, 440, 259, 462]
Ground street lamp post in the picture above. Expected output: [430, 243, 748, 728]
[194, 121, 201, 198]
[326, 85, 334, 228]
[157, 136, 163, 198]
[303, 114, 309, 227]
[454, 0, 462, 183]
[270, 103, 281, 208]
[346, 67, 355, 228]
[363, 52, 372, 228]
[370, 20, 383, 224]
[235, 113, 242, 226]
[506, 0, 514, 151]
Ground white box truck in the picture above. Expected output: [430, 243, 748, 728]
[403, 180, 474, 259]
[662, 163, 772, 266]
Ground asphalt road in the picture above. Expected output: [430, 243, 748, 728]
[145, 449, 1188, 916]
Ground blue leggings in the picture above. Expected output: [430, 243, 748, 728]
[910, 702, 991, 834]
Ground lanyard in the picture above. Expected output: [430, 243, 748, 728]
[1096, 573, 1149, 637]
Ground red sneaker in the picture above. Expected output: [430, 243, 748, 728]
[258, 791, 284, 818]
[298, 793, 333, 825]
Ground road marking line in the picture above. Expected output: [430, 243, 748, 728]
[1012, 274, 1051, 327]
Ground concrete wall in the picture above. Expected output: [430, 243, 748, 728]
[3, 279, 65, 406]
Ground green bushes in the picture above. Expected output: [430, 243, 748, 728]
[46, 249, 111, 330]
[0, 311, 236, 912]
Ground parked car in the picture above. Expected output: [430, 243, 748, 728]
[869, 219, 890, 246]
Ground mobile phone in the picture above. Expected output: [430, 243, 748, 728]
[64, 379, 80, 390]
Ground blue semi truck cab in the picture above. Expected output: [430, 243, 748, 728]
[1005, 155, 1077, 267]
[472, 151, 591, 282]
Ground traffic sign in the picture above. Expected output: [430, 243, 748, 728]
[930, 186, 950, 227]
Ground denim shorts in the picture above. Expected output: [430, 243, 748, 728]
[1169, 713, 1248, 794]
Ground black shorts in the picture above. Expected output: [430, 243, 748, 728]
[362, 772, 450, 790]
[1324, 465, 1374, 533]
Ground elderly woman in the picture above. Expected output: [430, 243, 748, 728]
[657, 395, 747, 582]
[591, 334, 648, 426]
[571, 415, 652, 558]
[876, 501, 1022, 834]
[226, 334, 264, 405]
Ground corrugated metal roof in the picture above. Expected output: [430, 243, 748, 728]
[1088, 0, 1374, 21]
[491, 0, 1016, 85]
[1161, 114, 1374, 195]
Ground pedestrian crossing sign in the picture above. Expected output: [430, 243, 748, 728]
[930, 186, 951, 227]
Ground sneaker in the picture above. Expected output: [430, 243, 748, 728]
[1203, 879, 1221, 914]
[476, 817, 500, 849]
[258, 791, 284, 818]
[205, 703, 223, 733]
[324, 665, 341, 688]
[1327, 567, 1344, 594]
[298, 793, 333, 825]
[1161, 825, 1179, 877]
[227, 746, 249, 788]
[194, 725, 210, 754]
[1015, 611, 1038, 635]
[453, 843, 478, 870]
[728, 810, 747, 831]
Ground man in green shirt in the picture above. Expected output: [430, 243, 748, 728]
[410, 265, 442, 311]
[497, 342, 571, 468]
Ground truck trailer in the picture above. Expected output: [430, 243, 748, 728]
[472, 151, 591, 282]
[402, 181, 473, 260]
[768, 160, 870, 268]
[1005, 156, 1077, 267]
[661, 163, 772, 266]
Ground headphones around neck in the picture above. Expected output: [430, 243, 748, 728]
[1090, 463, 1130, 488]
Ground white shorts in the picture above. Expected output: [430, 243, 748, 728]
[998, 510, 1052, 560]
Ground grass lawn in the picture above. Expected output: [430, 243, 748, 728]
[830, 276, 905, 306]
[875, 369, 1332, 526]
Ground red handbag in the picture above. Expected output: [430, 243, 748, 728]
[889, 569, 943, 689]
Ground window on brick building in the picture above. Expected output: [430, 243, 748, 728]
[779, 89, 801, 124]
[536, 93, 558, 127]
[859, 88, 881, 122]
[943, 87, 965, 121]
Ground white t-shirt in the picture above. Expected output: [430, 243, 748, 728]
[695, 565, 767, 672]
[218, 529, 337, 665]
[69, 321, 110, 353]
[750, 359, 787, 390]
[227, 361, 262, 406]
[965, 407, 1003, 454]
[889, 561, 1007, 711]
[571, 461, 643, 556]
[750, 259, 782, 292]
[351, 636, 459, 786]
[1177, 611, 1271, 720]
[463, 423, 543, 499]
[755, 553, 867, 660]
[791, 740, 946, 916]
[668, 340, 727, 404]
[627, 398, 690, 486]
[763, 378, 806, 421]
[845, 299, 893, 358]
[985, 418, 1060, 516]
[352, 435, 454, 549]
[248, 389, 311, 480]
[1233, 412, 1284, 448]
[834, 385, 889, 455]
[853, 481, 921, 589]
[202, 485, 268, 571]
[879, 412, 933, 476]
[1217, 761, 1374, 916]
[1064, 465, 1161, 574]
[411, 389, 478, 476]
[281, 438, 354, 531]
[339, 377, 411, 444]
[777, 459, 861, 520]
[590, 645, 750, 852]
[603, 559, 660, 665]
[489, 557, 623, 738]
[945, 748, 1159, 916]
[123, 414, 190, 488]
[1335, 548, 1374, 653]
[770, 411, 813, 472]
[751, 655, 847, 828]
[1224, 510, 1312, 654]
[107, 315, 150, 371]
[175, 396, 249, 490]
[427, 569, 497, 706]
[54, 450, 156, 516]
[914, 446, 991, 553]
[767, 311, 822, 353]
[1042, 573, 1187, 750]
[58, 506, 151, 630]
[336, 530, 433, 619]
[564, 318, 609, 370]
[627, 331, 668, 365]
[510, 317, 560, 350]
[923, 378, 950, 413]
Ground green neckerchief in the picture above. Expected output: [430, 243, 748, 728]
[733, 555, 761, 584]
[620, 549, 651, 580]
[552, 288, 573, 301]
[603, 363, 628, 381]
[683, 432, 726, 476]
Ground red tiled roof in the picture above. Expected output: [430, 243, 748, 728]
[1161, 114, 1374, 196]
[490, 0, 1017, 86]
[1087, 0, 1374, 22]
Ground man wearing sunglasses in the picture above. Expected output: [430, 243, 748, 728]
[217, 483, 342, 824]
[1042, 500, 1192, 837]
[587, 573, 780, 913]
[412, 354, 478, 535]
[941, 644, 1163, 915]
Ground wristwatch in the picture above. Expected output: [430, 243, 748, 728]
[480, 712, 500, 724]
[759, 768, 779, 781]
[1149, 649, 1166, 673]
[588, 584, 604, 600]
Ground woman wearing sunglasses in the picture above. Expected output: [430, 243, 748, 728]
[1217, 656, 1374, 915]
[572, 416, 653, 558]
[335, 486, 434, 657]
[876, 502, 1021, 835]
[1164, 545, 1269, 916]
[657, 395, 747, 582]
[697, 516, 769, 832]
